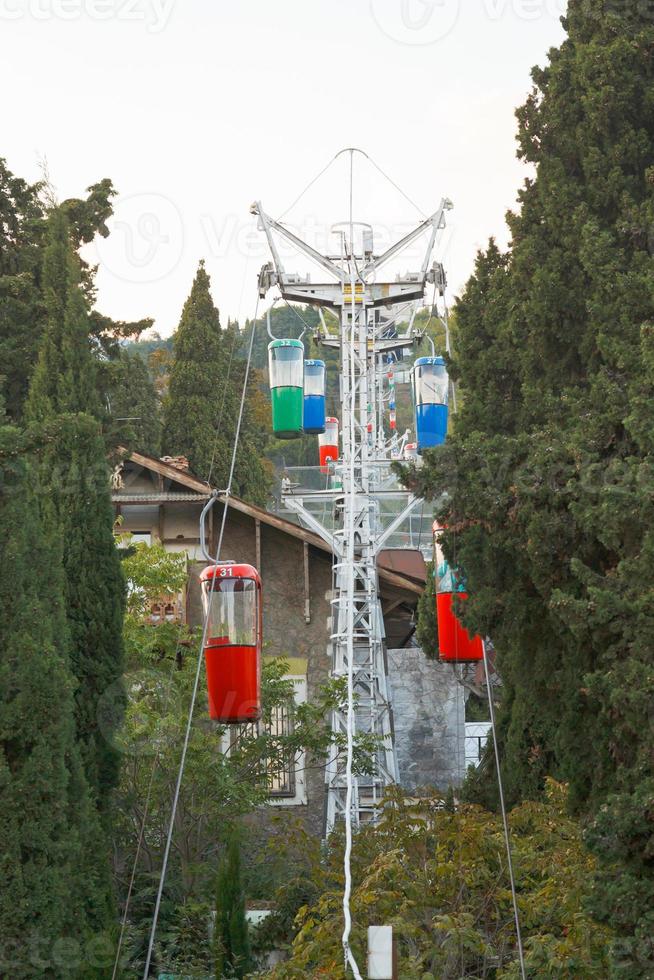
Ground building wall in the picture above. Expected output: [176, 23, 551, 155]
[387, 647, 466, 791]
[117, 500, 205, 559]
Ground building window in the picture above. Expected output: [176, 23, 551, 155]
[220, 675, 307, 806]
[266, 698, 297, 798]
[465, 722, 492, 769]
[116, 531, 152, 548]
[147, 592, 185, 625]
[266, 675, 307, 806]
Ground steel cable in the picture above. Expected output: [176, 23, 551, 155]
[142, 294, 260, 978]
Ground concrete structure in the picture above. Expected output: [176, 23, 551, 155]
[387, 647, 465, 792]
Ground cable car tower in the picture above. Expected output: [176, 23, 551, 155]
[252, 150, 452, 833]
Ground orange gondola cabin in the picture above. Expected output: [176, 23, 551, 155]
[200, 562, 262, 723]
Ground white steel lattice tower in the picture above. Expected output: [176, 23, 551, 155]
[252, 156, 452, 832]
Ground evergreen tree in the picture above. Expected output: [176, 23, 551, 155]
[214, 836, 251, 979]
[27, 208, 100, 421]
[0, 428, 114, 975]
[412, 4, 654, 972]
[0, 162, 120, 422]
[415, 561, 438, 660]
[0, 160, 46, 421]
[26, 210, 125, 812]
[163, 261, 270, 504]
[106, 346, 162, 456]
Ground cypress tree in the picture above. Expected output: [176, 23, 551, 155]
[0, 428, 113, 975]
[27, 208, 100, 421]
[0, 160, 46, 422]
[415, 562, 438, 660]
[163, 262, 270, 504]
[26, 210, 125, 812]
[413, 3, 654, 971]
[214, 836, 251, 979]
[0, 163, 117, 423]
[106, 346, 162, 456]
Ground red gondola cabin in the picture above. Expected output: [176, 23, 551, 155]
[200, 562, 262, 723]
[433, 523, 483, 663]
[436, 592, 483, 663]
[319, 417, 339, 473]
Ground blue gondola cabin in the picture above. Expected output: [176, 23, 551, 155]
[411, 355, 449, 452]
[303, 359, 326, 434]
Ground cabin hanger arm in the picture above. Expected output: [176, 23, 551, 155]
[250, 201, 345, 289]
[361, 197, 453, 280]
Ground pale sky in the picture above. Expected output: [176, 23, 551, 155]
[1, 0, 567, 335]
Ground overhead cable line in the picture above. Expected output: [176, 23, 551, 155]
[142, 293, 261, 979]
[276, 152, 341, 221]
[111, 754, 158, 980]
[117, 236, 259, 977]
[341, 146, 364, 980]
[482, 639, 527, 979]
[366, 152, 427, 219]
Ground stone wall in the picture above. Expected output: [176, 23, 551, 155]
[387, 647, 466, 792]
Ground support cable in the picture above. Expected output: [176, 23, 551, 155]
[116, 232, 260, 976]
[282, 297, 314, 337]
[341, 148, 364, 980]
[482, 639, 527, 980]
[142, 295, 260, 979]
[208, 218, 258, 486]
[366, 152, 427, 219]
[449, 499, 465, 974]
[277, 152, 340, 221]
[111, 756, 157, 980]
[112, 607, 196, 978]
[206, 320, 239, 488]
[442, 290, 457, 414]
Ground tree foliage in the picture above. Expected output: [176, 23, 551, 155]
[0, 427, 116, 976]
[27, 209, 101, 422]
[260, 781, 610, 979]
[415, 561, 438, 660]
[26, 209, 126, 812]
[163, 261, 272, 503]
[0, 160, 46, 421]
[214, 835, 252, 979]
[106, 346, 162, 456]
[0, 161, 130, 421]
[410, 4, 654, 972]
